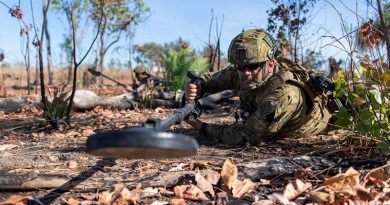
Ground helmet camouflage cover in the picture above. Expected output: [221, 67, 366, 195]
[133, 65, 148, 74]
[228, 29, 277, 66]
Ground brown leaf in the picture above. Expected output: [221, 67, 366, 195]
[283, 179, 312, 201]
[0, 195, 28, 205]
[99, 191, 114, 205]
[356, 185, 374, 201]
[81, 129, 95, 136]
[309, 191, 334, 204]
[360, 21, 372, 37]
[121, 183, 142, 204]
[367, 168, 390, 186]
[93, 106, 104, 112]
[66, 160, 79, 169]
[0, 144, 18, 151]
[195, 172, 215, 196]
[168, 163, 188, 172]
[205, 171, 220, 185]
[141, 187, 159, 198]
[325, 167, 360, 195]
[173, 184, 209, 201]
[258, 179, 272, 186]
[220, 159, 238, 192]
[139, 168, 158, 176]
[170, 198, 187, 205]
[232, 178, 256, 198]
[189, 161, 208, 170]
[80, 194, 97, 200]
[150, 201, 168, 205]
[369, 31, 382, 48]
[66, 197, 80, 205]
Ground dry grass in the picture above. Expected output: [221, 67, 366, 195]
[0, 65, 138, 97]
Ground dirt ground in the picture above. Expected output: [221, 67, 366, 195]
[0, 101, 389, 204]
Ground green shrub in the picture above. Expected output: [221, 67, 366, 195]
[162, 48, 208, 91]
[333, 55, 389, 153]
[43, 85, 71, 129]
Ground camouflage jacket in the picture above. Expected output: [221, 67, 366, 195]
[199, 62, 331, 145]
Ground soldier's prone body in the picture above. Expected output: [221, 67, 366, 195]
[185, 29, 334, 145]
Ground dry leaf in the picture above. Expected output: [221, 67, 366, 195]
[0, 195, 28, 205]
[189, 161, 208, 170]
[66, 160, 79, 169]
[283, 179, 312, 201]
[173, 184, 209, 201]
[309, 191, 334, 204]
[369, 31, 381, 48]
[205, 171, 220, 185]
[356, 185, 374, 201]
[367, 168, 390, 186]
[80, 193, 97, 200]
[150, 201, 168, 205]
[121, 183, 142, 204]
[220, 159, 238, 192]
[325, 167, 360, 196]
[81, 129, 95, 136]
[232, 178, 256, 198]
[360, 21, 372, 37]
[259, 179, 272, 186]
[66, 197, 80, 205]
[0, 144, 18, 151]
[99, 191, 114, 205]
[65, 131, 80, 138]
[51, 132, 66, 138]
[139, 168, 158, 176]
[141, 187, 159, 198]
[195, 172, 215, 196]
[169, 163, 188, 172]
[170, 198, 187, 205]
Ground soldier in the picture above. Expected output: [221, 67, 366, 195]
[126, 65, 161, 94]
[184, 29, 333, 145]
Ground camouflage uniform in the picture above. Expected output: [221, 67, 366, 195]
[198, 60, 331, 145]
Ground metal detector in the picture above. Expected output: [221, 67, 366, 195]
[86, 72, 203, 159]
[86, 102, 199, 159]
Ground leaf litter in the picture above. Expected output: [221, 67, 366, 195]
[0, 106, 388, 204]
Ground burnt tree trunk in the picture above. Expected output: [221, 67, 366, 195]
[377, 0, 390, 69]
[26, 34, 31, 95]
[98, 17, 107, 85]
[43, 1, 54, 86]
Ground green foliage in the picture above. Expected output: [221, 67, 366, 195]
[162, 48, 208, 90]
[333, 55, 390, 149]
[43, 86, 71, 129]
[134, 42, 164, 66]
[134, 38, 191, 68]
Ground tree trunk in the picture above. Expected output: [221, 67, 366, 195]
[44, 1, 54, 86]
[99, 18, 106, 85]
[26, 35, 31, 95]
[377, 0, 390, 69]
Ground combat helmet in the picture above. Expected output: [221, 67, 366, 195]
[133, 65, 148, 74]
[228, 29, 278, 66]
